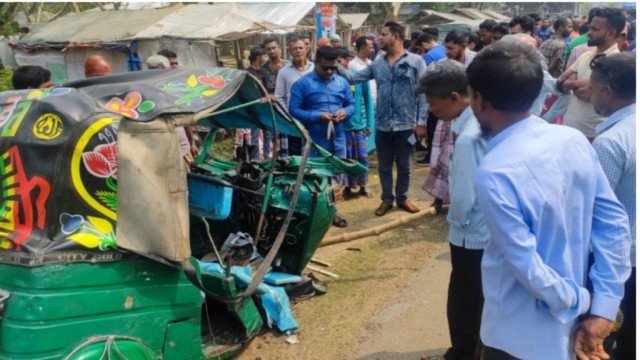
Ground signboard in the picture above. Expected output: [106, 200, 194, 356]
[317, 3, 336, 40]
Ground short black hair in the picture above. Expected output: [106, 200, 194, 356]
[248, 47, 264, 63]
[424, 27, 439, 39]
[417, 32, 437, 45]
[417, 60, 468, 97]
[300, 33, 312, 41]
[466, 41, 543, 112]
[384, 21, 405, 41]
[12, 65, 51, 90]
[315, 46, 338, 63]
[411, 30, 422, 40]
[355, 36, 370, 51]
[263, 36, 279, 47]
[579, 23, 591, 34]
[588, 7, 602, 23]
[591, 8, 626, 36]
[444, 30, 469, 45]
[553, 18, 569, 31]
[334, 46, 350, 59]
[508, 16, 535, 34]
[480, 19, 498, 31]
[591, 52, 636, 99]
[468, 33, 479, 45]
[157, 49, 176, 58]
[491, 23, 509, 36]
[528, 13, 541, 23]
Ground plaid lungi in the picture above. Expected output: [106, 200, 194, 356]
[422, 119, 453, 203]
[345, 130, 369, 188]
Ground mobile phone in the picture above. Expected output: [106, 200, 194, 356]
[407, 133, 417, 146]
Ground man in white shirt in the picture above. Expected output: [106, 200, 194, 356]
[349, 36, 377, 103]
[557, 8, 625, 139]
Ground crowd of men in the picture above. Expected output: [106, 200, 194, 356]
[240, 7, 635, 360]
[8, 6, 636, 360]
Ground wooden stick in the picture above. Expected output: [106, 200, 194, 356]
[310, 257, 332, 267]
[306, 265, 340, 278]
[320, 207, 438, 247]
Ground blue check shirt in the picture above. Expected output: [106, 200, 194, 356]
[593, 103, 636, 266]
[337, 51, 427, 132]
[447, 106, 490, 250]
[476, 116, 631, 359]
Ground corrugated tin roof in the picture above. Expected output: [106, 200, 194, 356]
[19, 5, 182, 44]
[479, 9, 510, 21]
[134, 3, 282, 41]
[339, 13, 370, 30]
[239, 2, 315, 27]
[406, 10, 470, 25]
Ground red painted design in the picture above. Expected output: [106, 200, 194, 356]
[197, 75, 226, 88]
[104, 92, 142, 119]
[82, 142, 118, 180]
[0, 146, 51, 250]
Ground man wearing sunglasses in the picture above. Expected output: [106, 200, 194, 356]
[556, 8, 625, 140]
[288, 45, 355, 227]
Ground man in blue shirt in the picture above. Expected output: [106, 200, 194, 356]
[337, 21, 427, 216]
[467, 41, 631, 360]
[590, 52, 636, 360]
[289, 46, 355, 227]
[535, 18, 555, 42]
[417, 30, 446, 65]
[417, 60, 490, 360]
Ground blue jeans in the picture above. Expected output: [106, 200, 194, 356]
[251, 128, 273, 160]
[375, 129, 414, 204]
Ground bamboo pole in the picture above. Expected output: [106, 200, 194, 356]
[320, 207, 438, 247]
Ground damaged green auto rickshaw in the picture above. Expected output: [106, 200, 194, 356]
[0, 67, 365, 359]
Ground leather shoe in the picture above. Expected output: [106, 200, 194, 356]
[375, 202, 393, 216]
[397, 200, 420, 213]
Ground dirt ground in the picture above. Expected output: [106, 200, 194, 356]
[238, 151, 454, 360]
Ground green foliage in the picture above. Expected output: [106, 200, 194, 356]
[96, 191, 118, 211]
[0, 67, 13, 92]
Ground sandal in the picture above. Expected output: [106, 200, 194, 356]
[332, 214, 348, 228]
[359, 188, 373, 198]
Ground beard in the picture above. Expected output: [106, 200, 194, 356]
[587, 36, 605, 47]
[292, 55, 306, 65]
[267, 53, 278, 61]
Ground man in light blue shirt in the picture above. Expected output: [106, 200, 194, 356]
[417, 59, 490, 360]
[467, 41, 631, 360]
[590, 52, 636, 360]
[336, 21, 427, 217]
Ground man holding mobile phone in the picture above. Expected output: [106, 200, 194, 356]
[289, 45, 355, 227]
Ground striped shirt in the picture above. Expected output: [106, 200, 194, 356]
[593, 103, 636, 266]
[447, 106, 490, 250]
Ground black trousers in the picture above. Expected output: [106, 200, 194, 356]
[482, 346, 520, 360]
[425, 111, 439, 156]
[613, 267, 636, 360]
[444, 244, 484, 360]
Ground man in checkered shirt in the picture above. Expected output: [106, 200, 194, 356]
[539, 18, 574, 78]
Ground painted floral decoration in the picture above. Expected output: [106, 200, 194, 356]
[60, 213, 117, 250]
[83, 142, 117, 180]
[104, 91, 155, 119]
[82, 141, 118, 210]
[158, 67, 236, 106]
